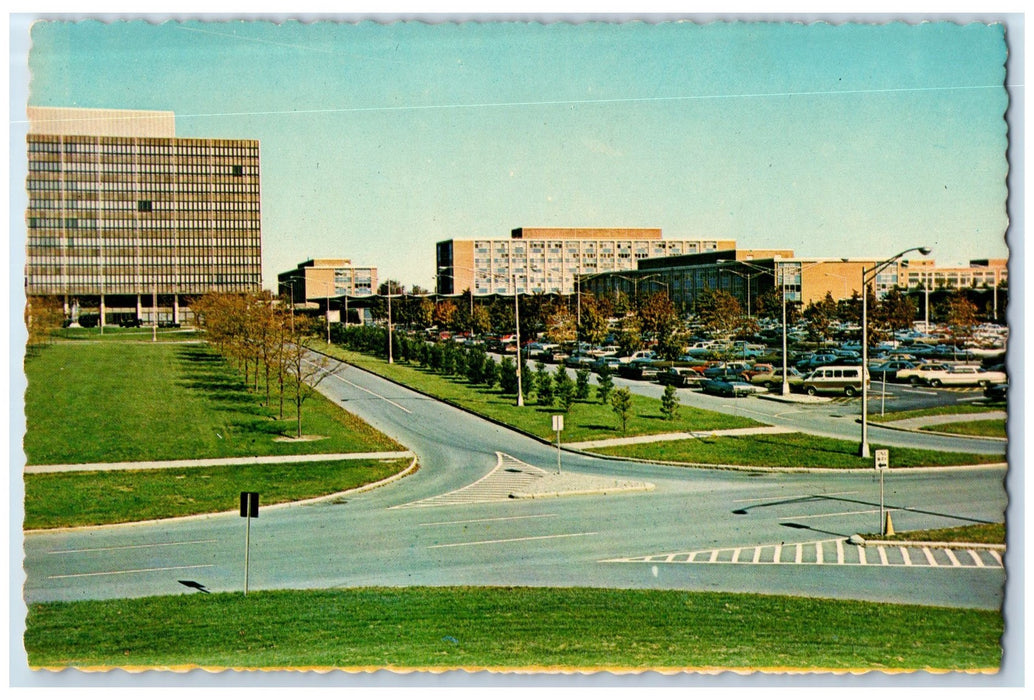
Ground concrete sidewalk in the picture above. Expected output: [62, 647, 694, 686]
[565, 426, 795, 450]
[24, 451, 415, 474]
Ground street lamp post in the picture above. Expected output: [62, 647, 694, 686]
[513, 271, 524, 407]
[386, 285, 394, 364]
[859, 247, 931, 457]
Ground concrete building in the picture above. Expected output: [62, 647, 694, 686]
[277, 258, 378, 303]
[582, 249, 916, 314]
[435, 227, 736, 296]
[24, 106, 262, 326]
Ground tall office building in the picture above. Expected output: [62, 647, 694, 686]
[436, 227, 735, 296]
[24, 106, 262, 326]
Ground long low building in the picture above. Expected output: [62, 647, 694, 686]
[435, 227, 736, 296]
[579, 249, 974, 315]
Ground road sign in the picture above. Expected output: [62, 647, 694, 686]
[240, 491, 259, 517]
[552, 414, 564, 432]
[874, 449, 889, 471]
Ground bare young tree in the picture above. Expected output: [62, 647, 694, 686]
[283, 313, 341, 438]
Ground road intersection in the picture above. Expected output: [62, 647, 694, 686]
[22, 357, 1008, 612]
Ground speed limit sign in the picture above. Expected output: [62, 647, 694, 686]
[874, 449, 889, 470]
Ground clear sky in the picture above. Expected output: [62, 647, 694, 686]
[23, 18, 1010, 291]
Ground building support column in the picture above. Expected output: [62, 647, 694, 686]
[173, 294, 180, 324]
[136, 295, 143, 321]
[100, 295, 106, 328]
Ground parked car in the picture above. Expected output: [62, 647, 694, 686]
[896, 362, 954, 386]
[795, 353, 840, 372]
[703, 361, 752, 379]
[618, 350, 656, 364]
[867, 360, 918, 383]
[618, 361, 662, 380]
[748, 366, 805, 390]
[799, 365, 869, 397]
[919, 365, 1008, 388]
[591, 356, 622, 374]
[983, 382, 1008, 402]
[656, 367, 705, 388]
[563, 353, 596, 369]
[701, 376, 757, 398]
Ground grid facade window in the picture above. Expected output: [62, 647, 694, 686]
[25, 133, 262, 296]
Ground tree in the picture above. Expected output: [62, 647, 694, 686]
[596, 365, 614, 404]
[482, 356, 499, 389]
[610, 387, 633, 433]
[944, 291, 979, 352]
[877, 287, 917, 333]
[283, 314, 341, 438]
[545, 304, 577, 345]
[498, 357, 519, 394]
[554, 366, 575, 412]
[616, 313, 643, 356]
[696, 288, 742, 341]
[574, 368, 592, 401]
[535, 361, 554, 406]
[638, 292, 678, 340]
[803, 292, 839, 350]
[661, 383, 680, 421]
[578, 293, 611, 347]
[433, 300, 458, 329]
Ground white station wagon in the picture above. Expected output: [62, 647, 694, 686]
[920, 365, 1007, 387]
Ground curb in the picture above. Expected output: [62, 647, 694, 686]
[858, 539, 1006, 550]
[510, 483, 656, 500]
[867, 418, 1009, 443]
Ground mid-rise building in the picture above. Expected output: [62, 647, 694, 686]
[435, 227, 735, 296]
[24, 106, 262, 326]
[277, 258, 378, 303]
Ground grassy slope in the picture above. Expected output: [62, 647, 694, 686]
[25, 587, 1002, 671]
[23, 342, 401, 465]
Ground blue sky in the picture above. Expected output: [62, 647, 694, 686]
[23, 19, 1011, 291]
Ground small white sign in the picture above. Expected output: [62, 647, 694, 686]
[552, 415, 564, 432]
[874, 449, 890, 470]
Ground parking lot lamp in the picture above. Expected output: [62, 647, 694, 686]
[860, 246, 931, 457]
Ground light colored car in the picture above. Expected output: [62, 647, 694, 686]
[749, 366, 804, 390]
[896, 362, 953, 385]
[920, 365, 1007, 388]
[799, 366, 869, 397]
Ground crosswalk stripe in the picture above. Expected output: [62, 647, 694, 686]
[601, 538, 1006, 570]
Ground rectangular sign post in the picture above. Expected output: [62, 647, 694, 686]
[874, 450, 889, 535]
[240, 492, 259, 595]
[552, 414, 564, 475]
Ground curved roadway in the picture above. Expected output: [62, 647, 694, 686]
[23, 360, 1007, 610]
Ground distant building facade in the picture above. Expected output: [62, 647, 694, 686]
[24, 106, 262, 325]
[435, 227, 736, 296]
[277, 258, 378, 303]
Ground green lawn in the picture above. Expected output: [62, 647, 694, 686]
[24, 458, 411, 530]
[866, 522, 1005, 545]
[870, 403, 1005, 423]
[23, 341, 402, 465]
[315, 343, 762, 442]
[920, 419, 1007, 439]
[590, 433, 1005, 469]
[24, 587, 1002, 671]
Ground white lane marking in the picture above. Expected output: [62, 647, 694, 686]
[969, 549, 986, 567]
[325, 370, 412, 414]
[900, 546, 911, 566]
[990, 550, 1004, 566]
[946, 549, 961, 567]
[428, 531, 597, 549]
[785, 508, 879, 520]
[418, 514, 557, 527]
[922, 547, 937, 566]
[48, 564, 216, 580]
[49, 539, 218, 555]
[903, 388, 938, 396]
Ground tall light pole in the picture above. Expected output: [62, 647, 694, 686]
[860, 246, 931, 457]
[513, 270, 524, 407]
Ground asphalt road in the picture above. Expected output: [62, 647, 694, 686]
[22, 358, 1007, 610]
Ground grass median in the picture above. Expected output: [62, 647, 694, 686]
[24, 341, 402, 465]
[315, 343, 762, 442]
[865, 522, 1005, 544]
[24, 586, 1002, 671]
[23, 457, 411, 530]
[589, 433, 1004, 469]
